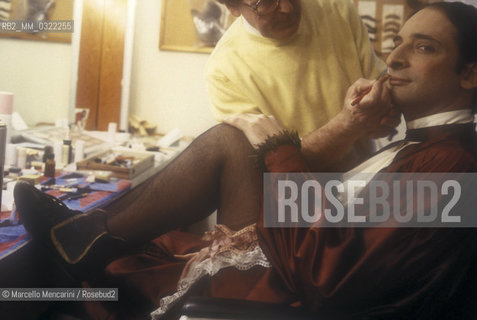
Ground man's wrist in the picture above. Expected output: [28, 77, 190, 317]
[332, 109, 365, 139]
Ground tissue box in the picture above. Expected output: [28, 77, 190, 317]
[76, 150, 154, 180]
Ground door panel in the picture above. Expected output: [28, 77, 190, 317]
[76, 0, 127, 131]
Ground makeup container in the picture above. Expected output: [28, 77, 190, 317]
[63, 139, 73, 165]
[44, 153, 56, 178]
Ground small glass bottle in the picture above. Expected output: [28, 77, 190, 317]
[44, 153, 56, 178]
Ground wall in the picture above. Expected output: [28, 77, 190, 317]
[0, 0, 217, 137]
[0, 38, 71, 126]
[129, 0, 217, 138]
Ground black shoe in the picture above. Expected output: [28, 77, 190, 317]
[14, 181, 129, 280]
[14, 181, 79, 244]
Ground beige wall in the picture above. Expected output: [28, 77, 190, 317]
[0, 38, 71, 125]
[0, 0, 217, 136]
[129, 0, 217, 137]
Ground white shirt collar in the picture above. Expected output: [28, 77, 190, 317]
[241, 16, 263, 37]
[406, 109, 474, 130]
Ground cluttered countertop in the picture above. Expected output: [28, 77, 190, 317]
[0, 123, 191, 260]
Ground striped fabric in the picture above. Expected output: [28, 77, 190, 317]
[0, 0, 11, 21]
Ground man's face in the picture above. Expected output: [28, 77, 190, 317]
[386, 8, 469, 120]
[232, 0, 301, 40]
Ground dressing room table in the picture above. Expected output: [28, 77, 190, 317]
[0, 127, 190, 319]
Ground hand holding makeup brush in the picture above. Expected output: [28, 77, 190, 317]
[351, 70, 390, 106]
[342, 76, 397, 138]
[351, 75, 390, 106]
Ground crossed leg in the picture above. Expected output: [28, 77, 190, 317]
[98, 124, 262, 244]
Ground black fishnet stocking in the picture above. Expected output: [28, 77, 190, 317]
[104, 124, 262, 244]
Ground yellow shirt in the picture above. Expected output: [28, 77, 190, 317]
[205, 0, 386, 136]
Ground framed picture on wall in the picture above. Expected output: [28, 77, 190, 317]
[159, 0, 235, 53]
[0, 0, 74, 43]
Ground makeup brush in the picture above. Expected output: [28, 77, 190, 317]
[351, 70, 390, 106]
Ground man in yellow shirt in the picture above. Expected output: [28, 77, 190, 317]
[206, 0, 396, 169]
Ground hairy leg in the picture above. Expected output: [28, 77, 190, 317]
[104, 124, 262, 244]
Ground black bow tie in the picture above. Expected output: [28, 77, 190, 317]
[405, 123, 476, 142]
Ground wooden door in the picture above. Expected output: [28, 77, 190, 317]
[76, 0, 127, 131]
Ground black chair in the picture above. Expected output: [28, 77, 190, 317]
[180, 296, 318, 320]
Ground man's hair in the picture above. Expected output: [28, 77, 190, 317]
[423, 2, 477, 112]
[425, 2, 477, 70]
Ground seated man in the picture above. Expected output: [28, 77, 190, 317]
[13, 1, 477, 319]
